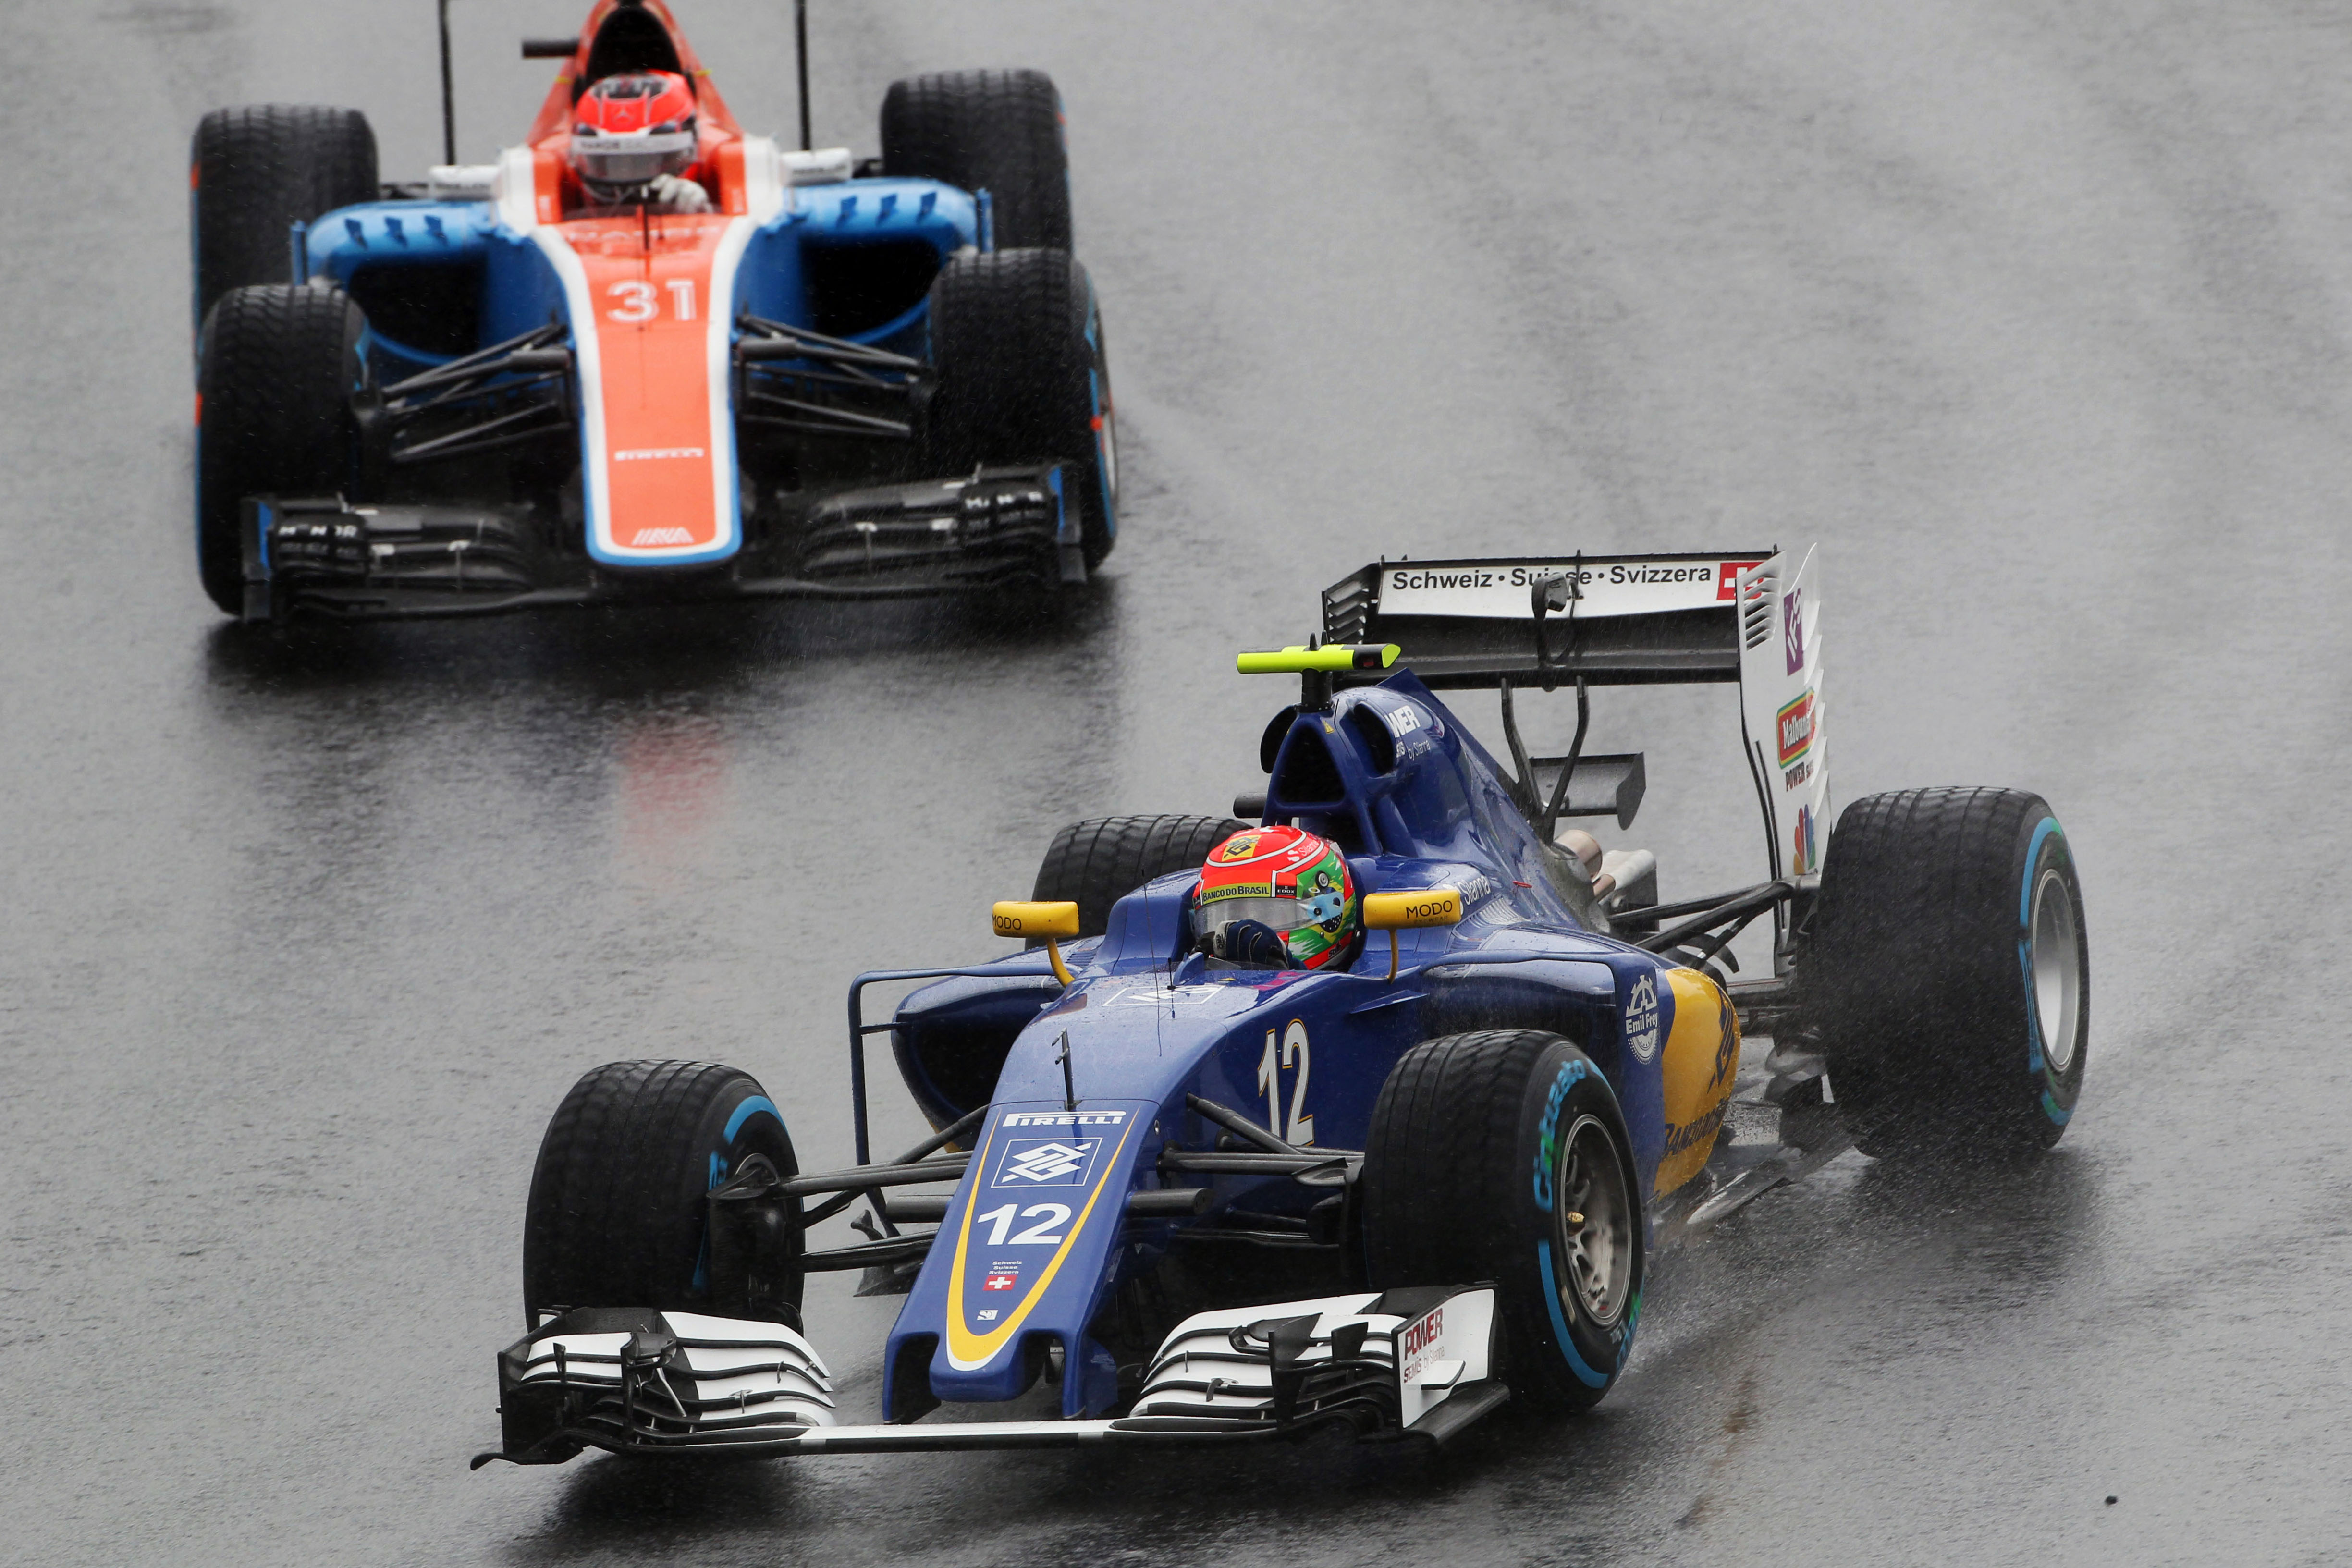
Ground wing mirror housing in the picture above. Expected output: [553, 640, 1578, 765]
[1362, 888, 1462, 980]
[993, 900, 1080, 985]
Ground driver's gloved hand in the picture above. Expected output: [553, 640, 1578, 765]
[1201, 919, 1289, 969]
[649, 173, 712, 212]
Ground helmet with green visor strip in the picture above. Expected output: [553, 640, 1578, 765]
[1194, 826, 1361, 971]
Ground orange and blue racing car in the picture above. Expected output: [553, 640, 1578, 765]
[192, 0, 1115, 624]
[477, 547, 2090, 1463]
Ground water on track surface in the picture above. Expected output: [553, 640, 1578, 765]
[2, 2, 2349, 1564]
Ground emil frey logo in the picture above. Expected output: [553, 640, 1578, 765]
[997, 1139, 1098, 1186]
[1626, 972, 1662, 1063]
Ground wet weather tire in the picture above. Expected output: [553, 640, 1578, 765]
[1032, 814, 1250, 938]
[191, 105, 378, 335]
[1806, 788, 2089, 1159]
[881, 70, 1071, 250]
[926, 248, 1118, 568]
[1360, 1030, 1644, 1414]
[196, 285, 364, 614]
[522, 1060, 802, 1324]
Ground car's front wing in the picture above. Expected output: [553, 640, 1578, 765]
[238, 465, 1079, 625]
[475, 1286, 1503, 1467]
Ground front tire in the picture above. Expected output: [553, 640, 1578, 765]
[522, 1061, 803, 1324]
[196, 285, 364, 614]
[190, 105, 378, 337]
[926, 248, 1118, 568]
[881, 70, 1071, 250]
[1360, 1030, 1644, 1414]
[1806, 787, 2089, 1159]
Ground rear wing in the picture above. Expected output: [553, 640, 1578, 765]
[1321, 553, 1762, 688]
[1319, 549, 1827, 882]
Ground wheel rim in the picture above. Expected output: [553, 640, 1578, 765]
[2029, 868, 2082, 1073]
[1553, 1114, 1632, 1328]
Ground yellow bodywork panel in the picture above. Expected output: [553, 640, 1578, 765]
[1653, 968, 1741, 1196]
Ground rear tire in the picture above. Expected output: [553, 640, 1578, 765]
[1360, 1030, 1643, 1414]
[196, 285, 364, 614]
[190, 105, 377, 337]
[1805, 787, 2089, 1159]
[1032, 814, 1250, 937]
[522, 1060, 802, 1324]
[881, 70, 1071, 250]
[926, 248, 1117, 568]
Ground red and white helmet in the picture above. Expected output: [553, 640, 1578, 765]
[1195, 826, 1361, 971]
[568, 71, 698, 198]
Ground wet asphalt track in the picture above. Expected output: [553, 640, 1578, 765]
[5, 1, 2352, 1564]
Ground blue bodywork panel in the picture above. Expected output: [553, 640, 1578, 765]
[882, 671, 1698, 1418]
[300, 178, 978, 378]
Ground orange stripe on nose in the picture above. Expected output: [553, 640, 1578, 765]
[567, 213, 731, 555]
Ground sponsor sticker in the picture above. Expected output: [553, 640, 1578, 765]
[1776, 690, 1814, 768]
[1531, 1057, 1590, 1210]
[1400, 1304, 1446, 1385]
[995, 1138, 1100, 1186]
[1792, 804, 1817, 878]
[1662, 1102, 1726, 1158]
[1626, 972, 1662, 1064]
[976, 1309, 999, 1320]
[1782, 758, 1813, 792]
[1000, 1110, 1128, 1127]
[629, 527, 696, 546]
[613, 447, 707, 462]
[1783, 587, 1806, 675]
[1380, 560, 1764, 620]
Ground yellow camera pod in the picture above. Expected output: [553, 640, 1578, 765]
[1234, 643, 1400, 675]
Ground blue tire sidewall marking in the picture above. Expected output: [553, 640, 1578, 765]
[696, 1094, 783, 1291]
[1528, 1053, 1637, 1388]
[1537, 1240, 1613, 1389]
[2014, 818, 2077, 1125]
[724, 1095, 782, 1143]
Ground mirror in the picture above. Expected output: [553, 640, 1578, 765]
[1362, 888, 1462, 980]
[992, 900, 1080, 985]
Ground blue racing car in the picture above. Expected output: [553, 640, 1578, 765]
[478, 546, 2091, 1462]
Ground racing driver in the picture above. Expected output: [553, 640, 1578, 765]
[567, 70, 712, 213]
[1195, 826, 1364, 971]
